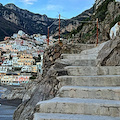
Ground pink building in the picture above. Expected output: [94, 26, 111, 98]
[4, 37, 10, 41]
[15, 76, 30, 83]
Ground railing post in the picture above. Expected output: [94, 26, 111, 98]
[47, 27, 49, 45]
[59, 14, 60, 44]
[96, 18, 99, 46]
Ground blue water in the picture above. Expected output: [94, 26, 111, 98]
[0, 105, 16, 120]
[0, 88, 17, 120]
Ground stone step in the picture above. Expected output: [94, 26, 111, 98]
[57, 75, 120, 87]
[35, 97, 120, 117]
[61, 54, 98, 60]
[34, 113, 120, 120]
[59, 86, 120, 100]
[80, 41, 108, 56]
[56, 59, 98, 66]
[61, 41, 108, 60]
[62, 43, 96, 54]
[65, 66, 120, 76]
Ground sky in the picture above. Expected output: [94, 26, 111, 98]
[0, 0, 95, 19]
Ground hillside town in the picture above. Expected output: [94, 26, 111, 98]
[0, 30, 48, 85]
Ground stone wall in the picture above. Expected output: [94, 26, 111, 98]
[42, 44, 62, 77]
[42, 43, 95, 77]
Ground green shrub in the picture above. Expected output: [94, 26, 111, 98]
[30, 75, 37, 79]
[95, 0, 115, 21]
[110, 15, 120, 28]
[14, 67, 21, 71]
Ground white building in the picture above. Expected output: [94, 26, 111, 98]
[34, 35, 46, 44]
[1, 75, 30, 85]
[18, 30, 25, 36]
[0, 66, 7, 73]
[3, 53, 10, 59]
[32, 52, 38, 57]
[0, 44, 6, 48]
[36, 54, 43, 74]
[4, 66, 12, 71]
[2, 59, 12, 66]
[12, 33, 18, 39]
[12, 44, 28, 51]
[21, 66, 32, 72]
[11, 53, 17, 57]
[12, 57, 18, 66]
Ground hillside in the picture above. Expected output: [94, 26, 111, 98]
[51, 7, 94, 39]
[66, 0, 120, 44]
[0, 3, 54, 40]
[0, 3, 93, 41]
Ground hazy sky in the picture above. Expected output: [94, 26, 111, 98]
[0, 0, 95, 19]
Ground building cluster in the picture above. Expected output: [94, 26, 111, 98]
[0, 30, 46, 85]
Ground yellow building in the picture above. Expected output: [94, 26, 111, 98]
[31, 65, 37, 73]
[1, 75, 17, 85]
[20, 54, 33, 59]
[18, 54, 35, 66]
[1, 74, 29, 85]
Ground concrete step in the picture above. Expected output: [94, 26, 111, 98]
[59, 86, 120, 100]
[34, 113, 120, 120]
[61, 54, 98, 60]
[57, 75, 120, 87]
[61, 41, 108, 60]
[62, 43, 96, 54]
[56, 59, 98, 66]
[80, 41, 108, 56]
[65, 66, 120, 76]
[35, 97, 120, 117]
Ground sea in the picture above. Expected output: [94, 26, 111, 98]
[0, 87, 17, 120]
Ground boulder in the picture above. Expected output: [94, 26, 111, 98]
[98, 37, 120, 66]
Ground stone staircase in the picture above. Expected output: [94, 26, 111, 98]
[33, 41, 120, 120]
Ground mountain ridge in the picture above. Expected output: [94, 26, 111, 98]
[0, 3, 93, 41]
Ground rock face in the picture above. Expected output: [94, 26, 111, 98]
[1, 87, 25, 100]
[95, 0, 106, 9]
[1, 80, 39, 102]
[66, 0, 120, 44]
[98, 36, 120, 66]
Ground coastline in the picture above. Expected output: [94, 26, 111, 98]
[0, 86, 22, 120]
[0, 98, 22, 107]
[0, 85, 22, 106]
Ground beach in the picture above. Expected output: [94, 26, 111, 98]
[0, 86, 22, 120]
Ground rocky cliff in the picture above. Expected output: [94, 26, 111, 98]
[0, 3, 93, 41]
[66, 0, 120, 44]
[98, 37, 120, 66]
